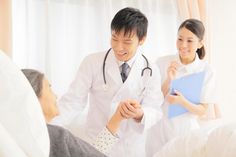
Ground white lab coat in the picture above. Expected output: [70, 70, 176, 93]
[146, 54, 217, 157]
[56, 49, 163, 157]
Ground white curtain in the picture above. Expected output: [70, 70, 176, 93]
[12, 0, 178, 96]
[207, 0, 236, 123]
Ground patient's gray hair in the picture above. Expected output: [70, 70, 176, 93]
[21, 69, 44, 97]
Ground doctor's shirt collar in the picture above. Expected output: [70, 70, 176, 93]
[117, 49, 141, 68]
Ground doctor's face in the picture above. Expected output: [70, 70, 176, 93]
[39, 77, 59, 122]
[177, 27, 203, 64]
[111, 29, 146, 61]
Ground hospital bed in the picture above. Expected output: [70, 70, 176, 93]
[0, 50, 49, 157]
[153, 121, 236, 157]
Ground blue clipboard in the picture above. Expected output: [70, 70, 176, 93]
[168, 71, 206, 118]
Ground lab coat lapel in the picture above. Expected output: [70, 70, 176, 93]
[106, 50, 123, 85]
[109, 53, 144, 117]
[123, 53, 143, 88]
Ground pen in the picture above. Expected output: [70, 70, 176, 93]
[138, 87, 146, 103]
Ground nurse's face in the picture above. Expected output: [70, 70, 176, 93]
[177, 27, 203, 64]
[39, 77, 59, 122]
[111, 29, 146, 61]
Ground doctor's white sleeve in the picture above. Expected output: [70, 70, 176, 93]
[135, 64, 164, 133]
[52, 55, 93, 126]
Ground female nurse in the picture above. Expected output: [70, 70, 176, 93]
[146, 19, 217, 157]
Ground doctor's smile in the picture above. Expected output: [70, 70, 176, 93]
[116, 52, 127, 57]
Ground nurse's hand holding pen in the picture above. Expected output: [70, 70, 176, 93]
[162, 61, 181, 96]
[119, 99, 144, 122]
[167, 61, 181, 80]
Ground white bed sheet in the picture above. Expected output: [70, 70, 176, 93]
[152, 121, 236, 157]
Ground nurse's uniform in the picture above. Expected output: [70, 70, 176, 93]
[146, 54, 216, 157]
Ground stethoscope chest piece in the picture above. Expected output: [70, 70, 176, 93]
[102, 84, 109, 91]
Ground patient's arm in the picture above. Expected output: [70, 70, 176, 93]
[92, 103, 125, 155]
[106, 102, 124, 134]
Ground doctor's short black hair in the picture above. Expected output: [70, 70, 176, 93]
[111, 7, 148, 40]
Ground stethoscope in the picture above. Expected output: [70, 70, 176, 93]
[102, 48, 152, 91]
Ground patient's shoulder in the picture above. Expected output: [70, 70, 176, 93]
[47, 124, 68, 136]
[47, 124, 73, 143]
[47, 124, 107, 157]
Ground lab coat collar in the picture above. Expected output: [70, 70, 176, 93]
[122, 50, 143, 85]
[105, 49, 142, 85]
[105, 49, 123, 84]
[109, 50, 144, 118]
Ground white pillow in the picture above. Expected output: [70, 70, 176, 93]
[206, 123, 236, 157]
[0, 123, 27, 157]
[153, 131, 207, 157]
[0, 50, 49, 157]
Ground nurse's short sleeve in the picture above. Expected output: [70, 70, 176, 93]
[156, 55, 172, 84]
[200, 64, 217, 104]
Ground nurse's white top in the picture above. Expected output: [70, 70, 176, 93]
[146, 54, 217, 156]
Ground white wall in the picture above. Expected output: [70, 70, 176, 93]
[11, 0, 178, 97]
[209, 0, 236, 123]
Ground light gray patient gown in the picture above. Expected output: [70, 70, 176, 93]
[47, 124, 107, 157]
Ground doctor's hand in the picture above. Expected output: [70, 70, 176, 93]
[119, 99, 144, 122]
[167, 61, 181, 81]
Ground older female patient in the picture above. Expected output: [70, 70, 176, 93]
[22, 69, 126, 157]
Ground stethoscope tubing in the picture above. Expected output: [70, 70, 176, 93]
[102, 48, 152, 85]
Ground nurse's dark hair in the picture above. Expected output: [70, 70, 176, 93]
[21, 69, 44, 98]
[111, 7, 148, 41]
[178, 18, 205, 59]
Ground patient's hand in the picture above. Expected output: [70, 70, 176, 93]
[113, 103, 126, 121]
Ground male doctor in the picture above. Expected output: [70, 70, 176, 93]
[56, 7, 163, 157]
